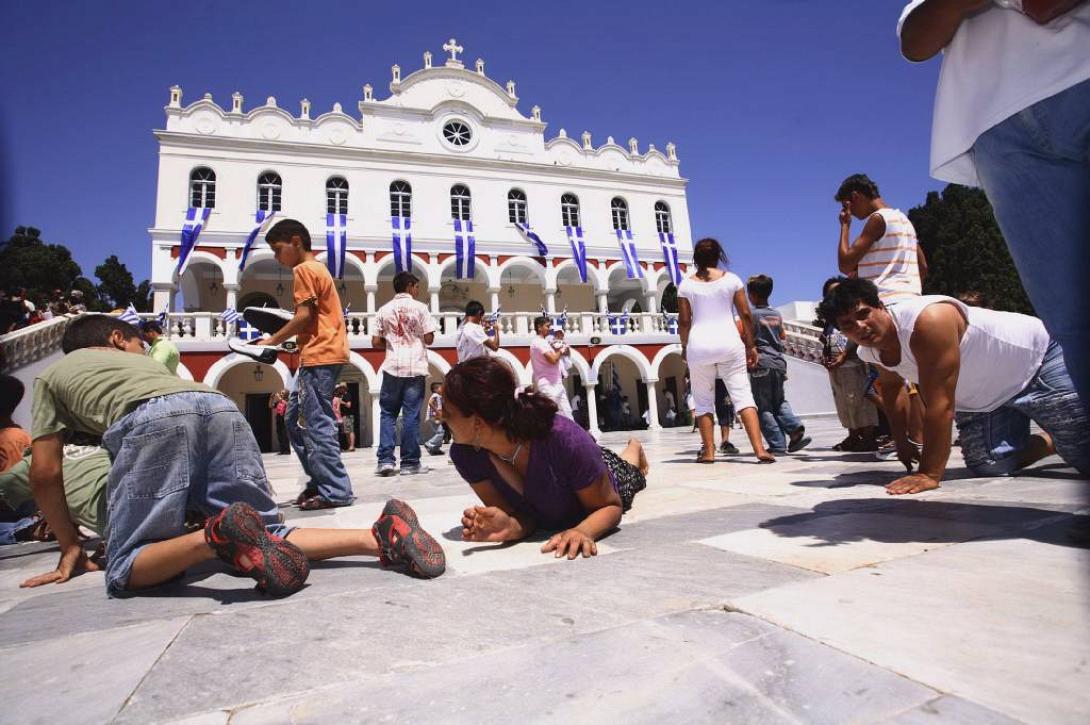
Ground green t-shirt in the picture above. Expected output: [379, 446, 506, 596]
[148, 337, 181, 375]
[0, 445, 111, 535]
[32, 348, 216, 441]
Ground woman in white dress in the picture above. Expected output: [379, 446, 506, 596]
[677, 238, 774, 463]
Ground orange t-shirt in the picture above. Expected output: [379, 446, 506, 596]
[0, 425, 31, 472]
[293, 260, 349, 367]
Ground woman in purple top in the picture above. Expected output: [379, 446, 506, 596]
[443, 357, 648, 559]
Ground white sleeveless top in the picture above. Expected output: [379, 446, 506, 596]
[857, 295, 1049, 413]
[677, 272, 745, 364]
[859, 208, 922, 303]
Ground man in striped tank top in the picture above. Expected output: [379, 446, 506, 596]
[835, 174, 929, 304]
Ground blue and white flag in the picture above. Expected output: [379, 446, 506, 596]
[615, 229, 643, 280]
[326, 213, 348, 279]
[237, 319, 262, 341]
[157, 308, 169, 327]
[485, 305, 502, 324]
[119, 304, 141, 325]
[662, 311, 679, 335]
[564, 225, 588, 283]
[514, 221, 548, 257]
[175, 207, 212, 278]
[239, 210, 276, 272]
[220, 307, 241, 324]
[391, 216, 412, 274]
[608, 312, 629, 336]
[454, 218, 476, 279]
[658, 231, 683, 286]
[553, 308, 568, 331]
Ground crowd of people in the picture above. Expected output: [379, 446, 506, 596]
[0, 288, 87, 334]
[1, 1, 1086, 598]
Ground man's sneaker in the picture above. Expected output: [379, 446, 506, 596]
[243, 306, 293, 335]
[204, 502, 309, 596]
[399, 463, 430, 476]
[719, 441, 740, 455]
[228, 338, 278, 365]
[372, 499, 445, 578]
[376, 462, 397, 477]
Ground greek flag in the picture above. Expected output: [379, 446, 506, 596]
[237, 319, 262, 341]
[553, 308, 568, 331]
[615, 228, 643, 279]
[119, 304, 141, 325]
[662, 312, 679, 335]
[326, 213, 348, 279]
[391, 216, 412, 274]
[485, 305, 502, 324]
[658, 231, 683, 286]
[564, 226, 588, 283]
[454, 218, 476, 279]
[239, 210, 275, 272]
[175, 207, 212, 278]
[608, 312, 629, 336]
[157, 308, 169, 326]
[220, 307, 241, 324]
[514, 221, 548, 257]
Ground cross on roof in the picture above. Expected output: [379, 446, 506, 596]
[442, 38, 463, 63]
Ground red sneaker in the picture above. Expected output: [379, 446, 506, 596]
[372, 499, 445, 579]
[205, 502, 309, 596]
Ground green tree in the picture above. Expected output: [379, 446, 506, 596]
[94, 255, 151, 311]
[908, 185, 1032, 315]
[0, 226, 83, 303]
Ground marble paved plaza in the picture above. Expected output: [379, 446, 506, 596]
[0, 417, 1087, 724]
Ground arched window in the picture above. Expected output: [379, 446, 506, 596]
[389, 180, 412, 218]
[508, 189, 528, 225]
[561, 193, 581, 228]
[189, 167, 216, 208]
[326, 176, 348, 215]
[450, 184, 471, 221]
[611, 197, 630, 231]
[654, 201, 672, 234]
[257, 172, 282, 212]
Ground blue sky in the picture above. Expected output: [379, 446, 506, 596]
[0, 0, 942, 304]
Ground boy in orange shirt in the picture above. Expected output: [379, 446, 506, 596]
[0, 375, 31, 473]
[259, 219, 355, 510]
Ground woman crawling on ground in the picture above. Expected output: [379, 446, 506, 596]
[443, 356, 648, 559]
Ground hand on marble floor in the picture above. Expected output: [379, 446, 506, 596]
[462, 506, 518, 543]
[541, 529, 597, 559]
[20, 542, 100, 588]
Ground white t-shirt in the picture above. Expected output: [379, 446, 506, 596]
[899, 1, 1090, 186]
[456, 320, 491, 362]
[676, 272, 745, 364]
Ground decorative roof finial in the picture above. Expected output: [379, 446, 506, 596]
[442, 38, 464, 68]
[475, 58, 485, 75]
[582, 131, 592, 150]
[531, 105, 542, 122]
[391, 65, 401, 84]
[266, 96, 277, 108]
[169, 85, 182, 108]
[363, 83, 373, 102]
[203, 92, 213, 101]
[628, 137, 639, 155]
[505, 80, 517, 99]
[666, 141, 677, 161]
[559, 128, 568, 138]
[423, 50, 433, 69]
[333, 102, 343, 113]
[231, 91, 243, 113]
[300, 98, 311, 119]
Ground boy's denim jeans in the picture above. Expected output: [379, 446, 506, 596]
[974, 79, 1090, 413]
[749, 368, 803, 451]
[377, 374, 425, 467]
[286, 365, 354, 505]
[102, 391, 289, 595]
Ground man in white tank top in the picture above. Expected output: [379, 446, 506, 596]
[818, 278, 1089, 495]
[835, 174, 929, 304]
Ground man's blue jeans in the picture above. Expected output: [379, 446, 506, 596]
[286, 365, 354, 505]
[974, 78, 1090, 413]
[378, 374, 425, 467]
[749, 368, 803, 452]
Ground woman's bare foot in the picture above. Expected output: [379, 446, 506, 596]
[620, 438, 650, 475]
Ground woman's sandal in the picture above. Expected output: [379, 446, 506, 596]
[299, 495, 337, 511]
[696, 447, 716, 464]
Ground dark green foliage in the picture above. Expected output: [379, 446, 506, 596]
[0, 227, 83, 303]
[908, 185, 1033, 315]
[95, 255, 151, 311]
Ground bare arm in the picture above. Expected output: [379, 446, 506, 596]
[677, 297, 693, 354]
[733, 289, 758, 367]
[900, 0, 989, 62]
[542, 472, 623, 559]
[462, 479, 537, 542]
[907, 304, 964, 483]
[484, 323, 500, 351]
[264, 303, 313, 346]
[917, 244, 929, 284]
[839, 212, 886, 275]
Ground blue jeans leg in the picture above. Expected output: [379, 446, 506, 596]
[377, 374, 405, 466]
[400, 376, 426, 466]
[296, 365, 354, 504]
[1013, 341, 1090, 475]
[285, 388, 313, 485]
[973, 79, 1090, 413]
[750, 371, 786, 450]
[425, 422, 445, 450]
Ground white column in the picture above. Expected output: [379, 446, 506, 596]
[644, 380, 661, 430]
[365, 285, 377, 313]
[488, 288, 500, 313]
[596, 292, 608, 314]
[585, 383, 601, 436]
[429, 289, 440, 313]
[152, 284, 172, 312]
[545, 289, 557, 314]
[644, 293, 658, 314]
[224, 283, 239, 311]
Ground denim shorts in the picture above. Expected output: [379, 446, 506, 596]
[955, 341, 1090, 477]
[101, 391, 289, 595]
